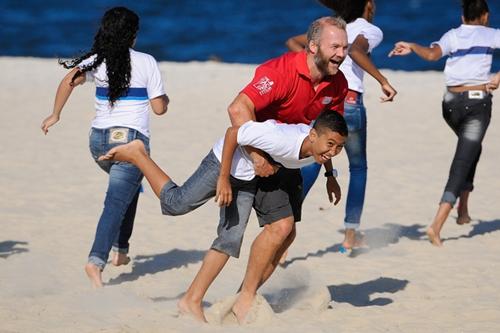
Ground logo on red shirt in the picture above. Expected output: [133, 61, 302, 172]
[253, 76, 274, 95]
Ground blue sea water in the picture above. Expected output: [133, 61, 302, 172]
[1, 0, 499, 71]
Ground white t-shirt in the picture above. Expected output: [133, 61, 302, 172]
[339, 18, 383, 93]
[212, 120, 315, 181]
[433, 25, 500, 86]
[79, 49, 165, 137]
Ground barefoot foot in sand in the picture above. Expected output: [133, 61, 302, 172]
[177, 295, 208, 323]
[456, 214, 471, 225]
[111, 252, 131, 266]
[232, 292, 254, 325]
[426, 226, 442, 247]
[85, 263, 103, 288]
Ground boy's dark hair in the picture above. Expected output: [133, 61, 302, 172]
[313, 110, 348, 137]
[318, 0, 369, 23]
[462, 0, 489, 21]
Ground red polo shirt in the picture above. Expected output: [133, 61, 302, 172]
[241, 51, 347, 125]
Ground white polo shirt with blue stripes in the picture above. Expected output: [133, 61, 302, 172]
[79, 49, 165, 137]
[433, 24, 500, 87]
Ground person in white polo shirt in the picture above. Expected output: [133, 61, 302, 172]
[389, 0, 500, 246]
[41, 7, 169, 287]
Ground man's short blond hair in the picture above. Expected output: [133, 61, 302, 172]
[306, 16, 347, 52]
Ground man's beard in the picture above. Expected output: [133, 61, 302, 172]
[314, 46, 340, 77]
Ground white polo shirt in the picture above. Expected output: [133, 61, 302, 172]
[79, 49, 165, 137]
[212, 120, 315, 181]
[433, 24, 500, 87]
[340, 18, 383, 93]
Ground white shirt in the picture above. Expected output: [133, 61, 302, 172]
[340, 18, 383, 93]
[79, 49, 165, 137]
[433, 25, 500, 86]
[212, 120, 315, 181]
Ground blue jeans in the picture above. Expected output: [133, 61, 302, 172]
[301, 98, 367, 230]
[440, 91, 491, 205]
[88, 127, 150, 270]
[160, 150, 256, 258]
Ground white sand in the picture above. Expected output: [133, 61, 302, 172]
[1, 57, 500, 332]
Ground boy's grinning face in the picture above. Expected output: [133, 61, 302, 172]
[310, 129, 345, 164]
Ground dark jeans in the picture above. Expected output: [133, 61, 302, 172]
[440, 91, 492, 206]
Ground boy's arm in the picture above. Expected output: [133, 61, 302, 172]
[41, 68, 85, 134]
[150, 94, 169, 115]
[388, 41, 442, 61]
[215, 126, 240, 207]
[323, 159, 341, 205]
[228, 93, 275, 177]
[286, 33, 307, 52]
[487, 72, 500, 93]
[350, 35, 397, 102]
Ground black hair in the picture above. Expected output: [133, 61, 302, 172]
[313, 110, 348, 137]
[318, 0, 369, 23]
[59, 7, 139, 106]
[462, 0, 489, 21]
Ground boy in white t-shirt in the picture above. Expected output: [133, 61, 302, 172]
[99, 110, 348, 322]
[389, 0, 500, 246]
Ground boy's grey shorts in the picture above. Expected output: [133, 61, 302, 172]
[159, 150, 256, 258]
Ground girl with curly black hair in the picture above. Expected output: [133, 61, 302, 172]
[41, 6, 169, 287]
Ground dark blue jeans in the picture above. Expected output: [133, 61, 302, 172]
[301, 98, 367, 230]
[88, 127, 150, 270]
[440, 91, 492, 206]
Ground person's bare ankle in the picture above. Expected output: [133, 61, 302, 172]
[426, 225, 442, 247]
[342, 228, 356, 249]
[232, 292, 254, 325]
[85, 263, 103, 288]
[111, 252, 130, 266]
[178, 294, 207, 323]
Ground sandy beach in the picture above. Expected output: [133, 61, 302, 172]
[1, 56, 499, 332]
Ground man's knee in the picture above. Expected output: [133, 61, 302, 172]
[265, 217, 294, 242]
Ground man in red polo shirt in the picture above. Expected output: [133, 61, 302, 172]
[229, 16, 348, 323]
[177, 16, 348, 323]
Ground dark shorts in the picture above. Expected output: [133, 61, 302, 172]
[253, 167, 303, 226]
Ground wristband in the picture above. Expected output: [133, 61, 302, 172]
[324, 169, 338, 178]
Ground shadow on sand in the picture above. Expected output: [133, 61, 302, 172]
[443, 218, 500, 243]
[0, 240, 29, 259]
[264, 276, 409, 312]
[283, 223, 427, 266]
[328, 276, 409, 307]
[107, 248, 205, 285]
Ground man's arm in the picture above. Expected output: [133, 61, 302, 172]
[388, 41, 442, 61]
[227, 93, 275, 177]
[286, 34, 307, 52]
[350, 35, 397, 102]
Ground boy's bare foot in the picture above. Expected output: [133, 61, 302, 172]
[177, 295, 208, 323]
[426, 226, 442, 247]
[232, 293, 254, 325]
[98, 139, 146, 162]
[279, 249, 288, 265]
[85, 263, 103, 288]
[111, 252, 131, 266]
[456, 214, 471, 225]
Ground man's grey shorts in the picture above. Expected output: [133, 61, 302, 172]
[253, 167, 303, 225]
[160, 150, 256, 258]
